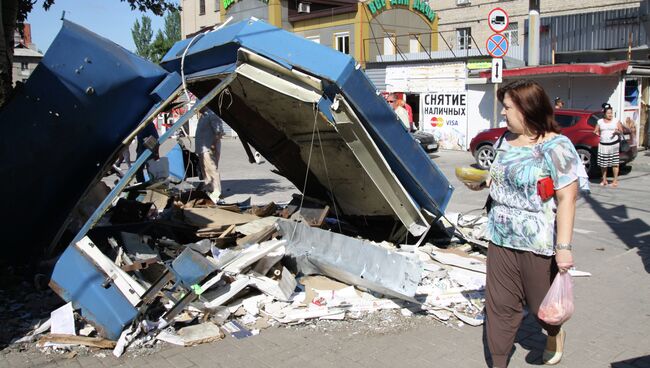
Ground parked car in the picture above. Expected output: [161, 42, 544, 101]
[469, 109, 637, 174]
[411, 130, 439, 153]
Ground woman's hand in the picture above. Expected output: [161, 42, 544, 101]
[464, 181, 487, 191]
[555, 249, 574, 273]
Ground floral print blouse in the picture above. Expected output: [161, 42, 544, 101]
[487, 134, 589, 256]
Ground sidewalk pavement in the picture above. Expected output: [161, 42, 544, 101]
[4, 143, 650, 368]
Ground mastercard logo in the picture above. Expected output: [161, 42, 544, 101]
[430, 116, 445, 128]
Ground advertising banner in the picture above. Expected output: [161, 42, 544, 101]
[420, 92, 468, 150]
[385, 63, 466, 93]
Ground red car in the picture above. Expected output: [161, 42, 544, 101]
[469, 109, 637, 174]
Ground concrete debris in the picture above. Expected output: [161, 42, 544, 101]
[157, 323, 224, 346]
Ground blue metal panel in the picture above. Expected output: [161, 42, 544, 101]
[161, 18, 453, 218]
[171, 248, 218, 288]
[50, 246, 138, 340]
[337, 70, 453, 214]
[0, 21, 168, 260]
[151, 72, 182, 102]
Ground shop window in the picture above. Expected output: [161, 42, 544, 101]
[383, 32, 396, 55]
[456, 27, 471, 50]
[409, 36, 420, 53]
[625, 79, 639, 107]
[335, 33, 350, 54]
[199, 0, 206, 15]
[504, 22, 518, 46]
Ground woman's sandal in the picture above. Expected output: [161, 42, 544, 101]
[600, 181, 608, 186]
[612, 181, 619, 188]
[543, 329, 566, 365]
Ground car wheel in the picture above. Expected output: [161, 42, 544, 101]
[475, 145, 496, 170]
[576, 148, 595, 176]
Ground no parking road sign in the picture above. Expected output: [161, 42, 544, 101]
[486, 34, 508, 58]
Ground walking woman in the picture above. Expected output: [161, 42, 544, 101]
[594, 103, 624, 187]
[467, 80, 588, 367]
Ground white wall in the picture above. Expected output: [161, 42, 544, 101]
[537, 76, 620, 112]
[464, 74, 623, 148]
[467, 84, 494, 144]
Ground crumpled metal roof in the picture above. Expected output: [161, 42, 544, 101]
[160, 18, 453, 236]
[1, 19, 454, 261]
[0, 21, 169, 260]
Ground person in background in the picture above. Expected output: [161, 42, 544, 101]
[403, 99, 414, 131]
[594, 103, 624, 187]
[466, 80, 587, 367]
[387, 93, 410, 129]
[624, 116, 637, 147]
[195, 106, 225, 202]
[554, 97, 565, 109]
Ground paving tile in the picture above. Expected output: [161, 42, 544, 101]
[165, 354, 195, 368]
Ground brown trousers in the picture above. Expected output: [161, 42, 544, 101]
[485, 243, 561, 368]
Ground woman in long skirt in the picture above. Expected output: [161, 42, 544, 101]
[594, 103, 624, 187]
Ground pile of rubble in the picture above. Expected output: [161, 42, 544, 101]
[9, 188, 487, 357]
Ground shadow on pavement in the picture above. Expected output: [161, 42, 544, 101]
[611, 355, 650, 367]
[583, 193, 650, 273]
[481, 313, 547, 367]
[221, 178, 293, 197]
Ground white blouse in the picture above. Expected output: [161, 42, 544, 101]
[597, 119, 620, 144]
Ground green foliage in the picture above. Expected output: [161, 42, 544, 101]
[134, 10, 181, 63]
[132, 16, 153, 59]
[164, 9, 181, 42]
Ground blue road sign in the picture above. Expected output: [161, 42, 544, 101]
[486, 33, 508, 58]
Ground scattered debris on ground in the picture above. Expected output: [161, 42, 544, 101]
[3, 186, 487, 358]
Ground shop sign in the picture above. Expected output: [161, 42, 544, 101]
[420, 92, 468, 150]
[367, 0, 436, 22]
[466, 59, 492, 70]
[412, 0, 435, 22]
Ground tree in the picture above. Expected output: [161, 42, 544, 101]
[132, 15, 153, 59]
[0, 0, 180, 109]
[147, 10, 180, 63]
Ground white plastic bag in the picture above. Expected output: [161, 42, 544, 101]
[538, 272, 575, 325]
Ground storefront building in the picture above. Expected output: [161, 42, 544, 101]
[181, 0, 649, 149]
[180, 0, 439, 66]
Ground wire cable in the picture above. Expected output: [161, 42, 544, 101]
[314, 104, 343, 234]
[289, 103, 320, 241]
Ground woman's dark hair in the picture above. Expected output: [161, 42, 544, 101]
[497, 80, 560, 138]
[602, 103, 613, 113]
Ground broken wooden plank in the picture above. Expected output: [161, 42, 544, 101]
[120, 257, 159, 272]
[38, 334, 116, 349]
[219, 224, 237, 238]
[235, 217, 281, 236]
[216, 204, 242, 213]
[183, 208, 258, 229]
[236, 225, 276, 246]
[251, 202, 276, 217]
